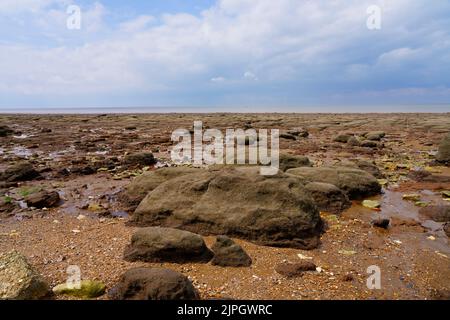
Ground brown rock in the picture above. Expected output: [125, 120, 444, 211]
[0, 250, 49, 300]
[123, 227, 213, 263]
[275, 261, 317, 278]
[132, 167, 323, 249]
[0, 162, 40, 182]
[305, 182, 351, 214]
[25, 191, 61, 208]
[210, 236, 252, 267]
[419, 206, 450, 223]
[108, 268, 199, 300]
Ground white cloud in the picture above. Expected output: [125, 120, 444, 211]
[211, 77, 226, 83]
[0, 0, 450, 105]
[119, 15, 155, 33]
[0, 0, 64, 14]
[244, 71, 258, 80]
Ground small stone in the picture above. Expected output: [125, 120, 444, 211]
[341, 274, 354, 282]
[360, 140, 379, 148]
[210, 236, 252, 267]
[52, 280, 106, 299]
[371, 218, 390, 229]
[402, 194, 421, 202]
[338, 249, 357, 255]
[275, 261, 317, 278]
[333, 134, 352, 143]
[362, 200, 381, 209]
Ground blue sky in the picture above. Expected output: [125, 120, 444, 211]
[0, 0, 450, 110]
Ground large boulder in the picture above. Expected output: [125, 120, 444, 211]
[287, 166, 381, 200]
[108, 268, 199, 300]
[279, 153, 312, 172]
[0, 250, 49, 300]
[210, 236, 252, 267]
[123, 227, 213, 263]
[304, 182, 351, 214]
[131, 167, 323, 249]
[0, 162, 40, 182]
[436, 133, 450, 165]
[120, 167, 199, 210]
[25, 190, 60, 208]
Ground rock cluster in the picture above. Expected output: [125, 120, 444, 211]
[131, 166, 323, 249]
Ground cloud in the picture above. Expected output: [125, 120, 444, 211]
[0, 0, 65, 14]
[1, 0, 450, 107]
[119, 15, 155, 33]
[211, 77, 226, 83]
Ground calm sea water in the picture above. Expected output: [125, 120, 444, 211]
[0, 105, 449, 114]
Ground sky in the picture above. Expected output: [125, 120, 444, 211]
[0, 0, 450, 111]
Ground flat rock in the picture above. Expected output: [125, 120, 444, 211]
[120, 167, 199, 210]
[360, 140, 379, 148]
[123, 152, 157, 167]
[123, 227, 213, 263]
[210, 236, 252, 267]
[25, 191, 60, 208]
[365, 131, 386, 141]
[407, 170, 450, 183]
[132, 167, 323, 249]
[419, 206, 450, 222]
[275, 261, 317, 278]
[305, 182, 351, 214]
[52, 280, 106, 299]
[287, 166, 381, 200]
[333, 134, 352, 143]
[287, 128, 309, 138]
[279, 153, 312, 172]
[347, 136, 361, 146]
[0, 162, 40, 182]
[339, 159, 384, 179]
[108, 268, 199, 300]
[0, 250, 49, 300]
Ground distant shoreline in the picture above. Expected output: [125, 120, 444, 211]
[0, 105, 449, 114]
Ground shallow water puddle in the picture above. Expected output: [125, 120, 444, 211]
[13, 134, 34, 139]
[12, 146, 34, 157]
[48, 146, 76, 161]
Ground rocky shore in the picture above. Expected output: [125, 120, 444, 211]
[1, 113, 449, 300]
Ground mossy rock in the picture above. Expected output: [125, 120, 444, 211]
[52, 280, 106, 299]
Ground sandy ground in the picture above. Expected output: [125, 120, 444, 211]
[1, 113, 449, 300]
